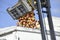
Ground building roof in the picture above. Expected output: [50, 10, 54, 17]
[0, 26, 16, 35]
[0, 26, 40, 36]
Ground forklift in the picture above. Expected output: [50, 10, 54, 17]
[7, 0, 56, 40]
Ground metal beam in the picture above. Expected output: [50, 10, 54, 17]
[36, 0, 47, 40]
[46, 0, 56, 40]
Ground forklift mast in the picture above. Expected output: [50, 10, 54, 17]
[36, 0, 56, 40]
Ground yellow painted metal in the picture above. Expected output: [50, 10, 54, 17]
[27, 0, 36, 10]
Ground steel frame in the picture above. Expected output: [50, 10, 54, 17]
[36, 0, 56, 40]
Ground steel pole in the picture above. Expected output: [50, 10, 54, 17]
[36, 0, 47, 40]
[46, 0, 56, 40]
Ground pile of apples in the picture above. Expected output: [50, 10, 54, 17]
[17, 11, 40, 29]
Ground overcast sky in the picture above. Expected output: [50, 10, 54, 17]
[0, 0, 60, 28]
